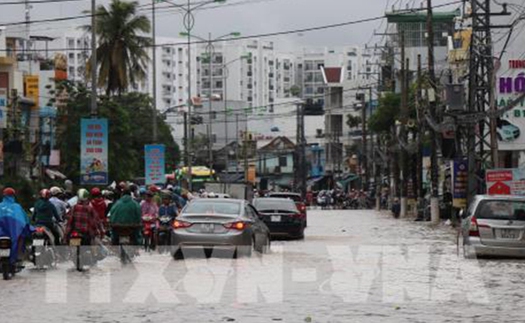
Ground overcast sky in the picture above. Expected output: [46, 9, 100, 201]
[0, 0, 462, 51]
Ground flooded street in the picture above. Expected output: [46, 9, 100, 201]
[2, 209, 525, 322]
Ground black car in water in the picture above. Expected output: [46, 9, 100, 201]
[253, 197, 305, 239]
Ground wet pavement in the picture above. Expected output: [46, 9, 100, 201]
[2, 209, 525, 322]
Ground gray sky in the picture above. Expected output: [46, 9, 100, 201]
[0, 0, 461, 50]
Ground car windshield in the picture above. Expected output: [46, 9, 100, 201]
[184, 201, 240, 215]
[268, 193, 302, 202]
[255, 199, 297, 212]
[476, 200, 525, 220]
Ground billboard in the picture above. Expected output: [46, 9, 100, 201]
[496, 59, 525, 150]
[486, 168, 525, 196]
[80, 118, 108, 185]
[145, 144, 166, 185]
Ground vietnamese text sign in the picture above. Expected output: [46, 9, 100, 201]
[145, 144, 165, 185]
[0, 88, 7, 129]
[451, 159, 468, 208]
[80, 118, 108, 185]
[486, 168, 525, 196]
[24, 75, 39, 108]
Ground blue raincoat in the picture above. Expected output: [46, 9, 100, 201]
[0, 196, 33, 264]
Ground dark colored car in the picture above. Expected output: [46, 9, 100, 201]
[253, 198, 305, 239]
[266, 192, 307, 226]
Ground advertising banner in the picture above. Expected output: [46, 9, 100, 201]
[24, 75, 39, 109]
[0, 88, 7, 129]
[80, 118, 108, 185]
[145, 144, 165, 185]
[451, 159, 468, 208]
[486, 168, 525, 196]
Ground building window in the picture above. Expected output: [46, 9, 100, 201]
[211, 111, 217, 119]
[279, 156, 287, 167]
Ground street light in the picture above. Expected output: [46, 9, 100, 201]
[222, 53, 251, 177]
[165, 0, 227, 191]
[181, 31, 241, 176]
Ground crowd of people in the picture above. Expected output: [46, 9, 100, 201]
[0, 181, 194, 269]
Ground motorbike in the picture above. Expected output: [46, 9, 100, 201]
[157, 216, 173, 253]
[31, 226, 56, 269]
[142, 214, 157, 252]
[69, 231, 95, 272]
[111, 224, 142, 264]
[0, 237, 14, 280]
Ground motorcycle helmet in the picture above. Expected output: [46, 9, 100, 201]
[149, 185, 160, 193]
[78, 188, 90, 201]
[50, 186, 63, 196]
[40, 189, 51, 199]
[3, 187, 16, 196]
[90, 187, 101, 197]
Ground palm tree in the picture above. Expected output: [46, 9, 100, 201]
[84, 0, 152, 96]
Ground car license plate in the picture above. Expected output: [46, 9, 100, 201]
[120, 237, 130, 244]
[271, 215, 281, 222]
[69, 238, 82, 246]
[0, 249, 10, 257]
[201, 224, 214, 233]
[33, 239, 45, 246]
[500, 229, 519, 239]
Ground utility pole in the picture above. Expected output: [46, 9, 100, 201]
[416, 54, 425, 205]
[152, 0, 158, 141]
[427, 0, 439, 222]
[224, 67, 229, 176]
[466, 0, 509, 203]
[360, 92, 368, 189]
[326, 87, 332, 187]
[236, 113, 240, 177]
[184, 111, 188, 168]
[296, 102, 307, 198]
[399, 31, 408, 217]
[207, 33, 214, 174]
[90, 0, 97, 117]
[184, 0, 193, 191]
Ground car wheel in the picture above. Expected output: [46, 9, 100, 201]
[173, 249, 184, 260]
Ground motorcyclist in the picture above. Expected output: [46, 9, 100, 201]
[140, 190, 159, 219]
[90, 187, 107, 234]
[0, 188, 32, 267]
[66, 189, 100, 243]
[33, 189, 62, 245]
[158, 193, 178, 220]
[49, 186, 68, 221]
[109, 188, 142, 245]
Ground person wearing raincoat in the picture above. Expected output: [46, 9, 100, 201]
[109, 188, 142, 245]
[0, 188, 33, 266]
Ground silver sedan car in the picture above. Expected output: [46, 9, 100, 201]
[171, 199, 271, 259]
[461, 195, 525, 258]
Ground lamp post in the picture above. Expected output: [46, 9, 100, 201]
[180, 31, 241, 177]
[166, 0, 226, 191]
[222, 53, 250, 177]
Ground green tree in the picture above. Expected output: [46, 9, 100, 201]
[368, 93, 401, 134]
[56, 82, 180, 183]
[85, 0, 152, 96]
[346, 114, 361, 129]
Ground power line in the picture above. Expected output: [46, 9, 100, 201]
[0, 0, 463, 52]
[0, 0, 86, 5]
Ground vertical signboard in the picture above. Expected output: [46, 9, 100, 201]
[451, 159, 468, 208]
[145, 144, 166, 185]
[0, 88, 6, 129]
[80, 118, 108, 185]
[24, 75, 39, 108]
